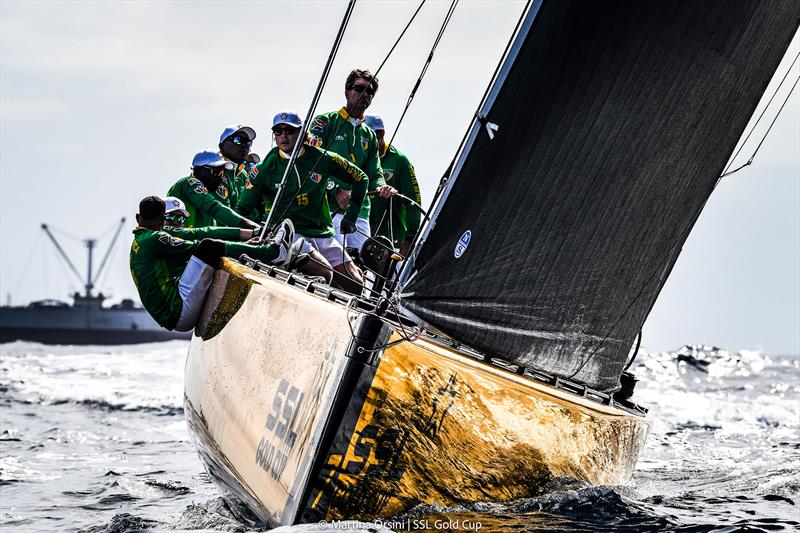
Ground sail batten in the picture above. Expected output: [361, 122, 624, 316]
[398, 0, 800, 391]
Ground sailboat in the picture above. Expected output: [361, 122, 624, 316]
[183, 0, 799, 526]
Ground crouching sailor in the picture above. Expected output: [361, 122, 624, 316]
[129, 195, 301, 332]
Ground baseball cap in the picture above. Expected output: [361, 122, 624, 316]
[164, 197, 189, 217]
[364, 114, 385, 132]
[219, 125, 257, 144]
[192, 150, 235, 169]
[272, 111, 303, 129]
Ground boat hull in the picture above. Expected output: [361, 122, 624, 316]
[185, 259, 649, 526]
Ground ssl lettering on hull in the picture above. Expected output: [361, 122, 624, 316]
[256, 378, 304, 480]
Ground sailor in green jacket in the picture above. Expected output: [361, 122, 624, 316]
[167, 151, 260, 230]
[218, 124, 257, 200]
[365, 115, 423, 256]
[309, 69, 396, 255]
[130, 195, 298, 331]
[237, 111, 368, 294]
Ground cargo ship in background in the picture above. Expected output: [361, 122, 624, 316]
[0, 219, 189, 345]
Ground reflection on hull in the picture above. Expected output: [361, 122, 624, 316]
[184, 259, 650, 526]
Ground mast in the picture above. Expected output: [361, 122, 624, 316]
[85, 238, 96, 297]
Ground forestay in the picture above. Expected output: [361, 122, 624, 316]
[398, 0, 800, 391]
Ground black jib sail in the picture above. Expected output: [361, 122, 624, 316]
[397, 0, 800, 392]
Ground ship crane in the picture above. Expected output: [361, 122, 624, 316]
[40, 218, 127, 300]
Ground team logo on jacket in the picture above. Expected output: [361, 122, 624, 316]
[383, 170, 394, 182]
[159, 233, 184, 247]
[245, 178, 254, 190]
[309, 172, 322, 183]
[361, 137, 369, 150]
[310, 119, 325, 133]
[188, 178, 207, 194]
[248, 166, 259, 179]
[216, 184, 229, 199]
[334, 134, 345, 141]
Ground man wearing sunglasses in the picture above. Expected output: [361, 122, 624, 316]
[167, 151, 260, 231]
[130, 195, 300, 332]
[309, 69, 396, 257]
[237, 111, 368, 294]
[219, 125, 257, 201]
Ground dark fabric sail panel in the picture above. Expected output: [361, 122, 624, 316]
[400, 0, 799, 391]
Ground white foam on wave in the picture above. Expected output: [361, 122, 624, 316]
[0, 340, 189, 411]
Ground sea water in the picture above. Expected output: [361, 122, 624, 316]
[1, 341, 797, 532]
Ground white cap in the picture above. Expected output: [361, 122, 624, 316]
[164, 197, 189, 217]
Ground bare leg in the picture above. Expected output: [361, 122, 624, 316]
[298, 250, 333, 284]
[333, 261, 364, 295]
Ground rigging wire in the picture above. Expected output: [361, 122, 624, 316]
[372, 0, 459, 243]
[720, 75, 799, 178]
[387, 0, 459, 149]
[268, 0, 427, 231]
[721, 50, 799, 177]
[399, 0, 533, 268]
[260, 0, 357, 238]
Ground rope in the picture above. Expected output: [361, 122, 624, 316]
[269, 0, 427, 230]
[399, 0, 532, 267]
[720, 75, 799, 177]
[260, 0, 357, 238]
[387, 0, 459, 149]
[721, 50, 799, 177]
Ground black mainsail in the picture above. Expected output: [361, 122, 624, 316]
[397, 0, 800, 391]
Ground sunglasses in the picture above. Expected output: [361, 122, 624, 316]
[231, 136, 252, 147]
[349, 83, 375, 96]
[165, 213, 186, 225]
[272, 127, 299, 136]
[200, 165, 225, 176]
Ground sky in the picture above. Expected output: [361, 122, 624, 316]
[1, 1, 798, 355]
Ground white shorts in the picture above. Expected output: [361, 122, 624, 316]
[332, 213, 370, 254]
[174, 256, 216, 332]
[298, 234, 352, 268]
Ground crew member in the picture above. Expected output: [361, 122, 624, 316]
[309, 69, 396, 256]
[167, 151, 260, 230]
[365, 114, 422, 256]
[237, 111, 368, 294]
[164, 197, 190, 229]
[219, 124, 257, 200]
[130, 196, 299, 332]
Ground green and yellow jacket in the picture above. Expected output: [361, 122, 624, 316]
[167, 175, 247, 228]
[236, 144, 367, 238]
[369, 144, 422, 247]
[223, 161, 251, 201]
[129, 226, 240, 330]
[309, 108, 384, 220]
